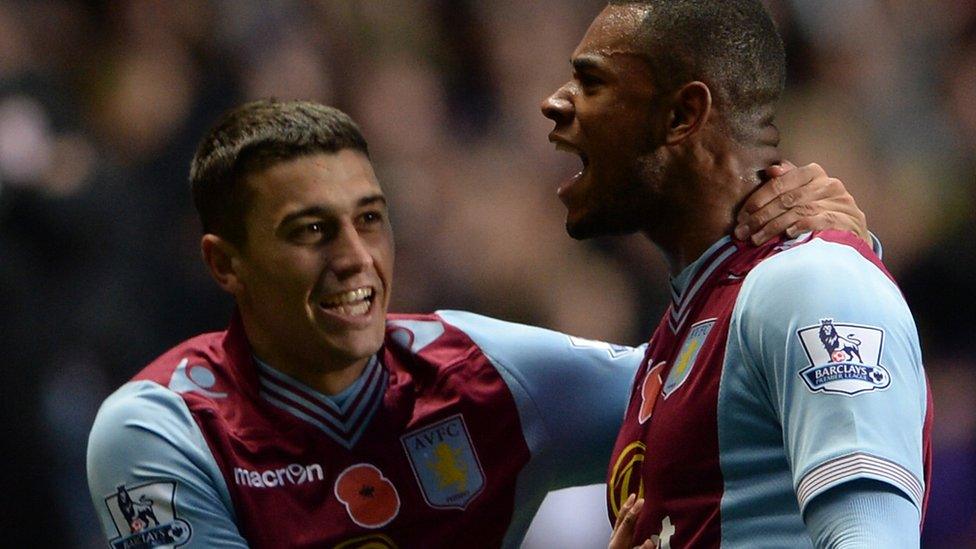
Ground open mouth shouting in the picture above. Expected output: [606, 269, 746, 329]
[319, 286, 376, 320]
[550, 137, 589, 198]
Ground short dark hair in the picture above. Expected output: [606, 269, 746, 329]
[190, 99, 369, 246]
[608, 0, 786, 138]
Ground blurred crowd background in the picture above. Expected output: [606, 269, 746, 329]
[0, 1, 973, 547]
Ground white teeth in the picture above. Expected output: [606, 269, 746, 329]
[321, 287, 373, 307]
[334, 300, 370, 316]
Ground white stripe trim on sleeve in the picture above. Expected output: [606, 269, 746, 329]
[796, 452, 923, 510]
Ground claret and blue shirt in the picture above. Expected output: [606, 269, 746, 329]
[88, 230, 930, 548]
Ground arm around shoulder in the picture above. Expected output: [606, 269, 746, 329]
[437, 310, 644, 488]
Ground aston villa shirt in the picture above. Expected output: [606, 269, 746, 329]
[607, 232, 931, 547]
[88, 310, 643, 548]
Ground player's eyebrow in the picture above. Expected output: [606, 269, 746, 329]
[358, 194, 387, 209]
[572, 55, 604, 73]
[278, 194, 388, 226]
[278, 207, 330, 229]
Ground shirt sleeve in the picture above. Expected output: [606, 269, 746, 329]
[435, 310, 643, 488]
[87, 380, 248, 547]
[804, 480, 919, 548]
[732, 238, 927, 514]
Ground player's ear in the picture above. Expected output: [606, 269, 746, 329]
[201, 234, 245, 295]
[665, 81, 712, 145]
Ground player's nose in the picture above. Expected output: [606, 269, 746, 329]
[330, 223, 373, 277]
[541, 84, 574, 124]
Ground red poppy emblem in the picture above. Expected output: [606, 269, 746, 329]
[335, 464, 400, 528]
[639, 361, 665, 424]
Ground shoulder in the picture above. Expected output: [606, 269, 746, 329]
[89, 380, 198, 451]
[88, 380, 209, 500]
[732, 234, 917, 366]
[88, 379, 225, 502]
[386, 309, 575, 359]
[387, 310, 556, 347]
[133, 330, 228, 385]
[428, 309, 641, 368]
[88, 381, 244, 546]
[741, 234, 903, 314]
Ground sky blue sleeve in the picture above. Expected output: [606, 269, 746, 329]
[87, 380, 248, 547]
[437, 310, 643, 488]
[733, 238, 927, 514]
[804, 480, 919, 548]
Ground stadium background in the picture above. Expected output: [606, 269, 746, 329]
[0, 1, 972, 546]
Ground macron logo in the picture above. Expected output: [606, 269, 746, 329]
[234, 463, 324, 488]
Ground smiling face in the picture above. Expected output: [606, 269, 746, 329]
[229, 149, 393, 374]
[542, 4, 666, 239]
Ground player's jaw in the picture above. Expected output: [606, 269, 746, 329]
[549, 135, 589, 199]
[548, 133, 630, 240]
[548, 134, 596, 237]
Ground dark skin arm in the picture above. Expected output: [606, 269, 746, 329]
[736, 161, 870, 246]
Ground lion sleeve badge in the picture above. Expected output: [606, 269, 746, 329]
[103, 481, 191, 548]
[796, 319, 890, 396]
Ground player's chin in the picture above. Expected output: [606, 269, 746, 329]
[325, 322, 387, 361]
[565, 211, 624, 240]
[330, 333, 385, 363]
[565, 219, 596, 240]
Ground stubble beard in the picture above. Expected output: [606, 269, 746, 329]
[567, 150, 667, 240]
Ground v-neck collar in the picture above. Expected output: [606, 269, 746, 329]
[254, 356, 387, 450]
[667, 236, 738, 333]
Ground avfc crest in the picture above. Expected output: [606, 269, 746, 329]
[663, 319, 715, 398]
[796, 319, 890, 396]
[401, 415, 485, 510]
[103, 481, 191, 548]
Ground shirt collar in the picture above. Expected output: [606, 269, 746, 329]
[668, 236, 737, 332]
[253, 355, 386, 449]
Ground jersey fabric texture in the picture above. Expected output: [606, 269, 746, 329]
[607, 231, 932, 547]
[88, 310, 643, 548]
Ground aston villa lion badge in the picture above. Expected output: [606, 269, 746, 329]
[401, 414, 485, 510]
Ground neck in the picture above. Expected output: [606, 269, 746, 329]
[272, 355, 371, 396]
[242, 317, 371, 396]
[644, 134, 780, 275]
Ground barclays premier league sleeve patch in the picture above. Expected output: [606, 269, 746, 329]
[795, 319, 890, 396]
[103, 481, 191, 548]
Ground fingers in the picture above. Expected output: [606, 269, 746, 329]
[613, 494, 637, 530]
[737, 182, 833, 241]
[738, 162, 822, 226]
[734, 159, 870, 246]
[785, 210, 868, 243]
[763, 159, 797, 179]
[609, 495, 645, 549]
[745, 207, 812, 245]
[744, 178, 869, 245]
